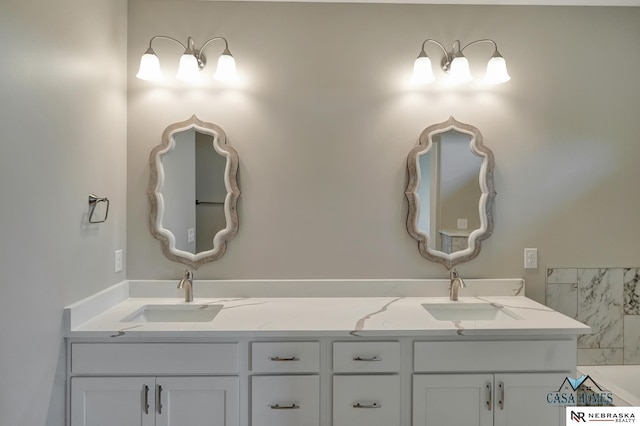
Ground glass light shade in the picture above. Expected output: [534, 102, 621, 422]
[485, 56, 511, 84]
[412, 56, 435, 84]
[213, 53, 237, 83]
[136, 52, 162, 81]
[449, 56, 472, 84]
[176, 54, 200, 82]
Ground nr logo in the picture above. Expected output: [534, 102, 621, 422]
[570, 411, 586, 422]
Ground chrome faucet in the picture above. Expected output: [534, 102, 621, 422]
[178, 270, 194, 302]
[449, 268, 466, 301]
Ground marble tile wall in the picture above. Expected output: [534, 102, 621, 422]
[546, 268, 640, 365]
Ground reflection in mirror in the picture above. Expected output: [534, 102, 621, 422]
[406, 117, 496, 270]
[148, 115, 240, 269]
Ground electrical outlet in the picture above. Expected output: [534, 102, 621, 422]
[114, 249, 123, 272]
[457, 218, 468, 229]
[188, 228, 195, 243]
[524, 248, 537, 269]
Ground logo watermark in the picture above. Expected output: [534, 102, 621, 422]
[547, 375, 614, 407]
[567, 406, 638, 423]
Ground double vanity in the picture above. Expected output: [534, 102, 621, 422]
[64, 278, 589, 426]
[62, 116, 586, 425]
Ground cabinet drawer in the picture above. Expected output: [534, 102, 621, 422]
[251, 375, 319, 426]
[414, 340, 576, 372]
[333, 341, 400, 373]
[70, 343, 238, 374]
[333, 375, 400, 426]
[251, 342, 319, 373]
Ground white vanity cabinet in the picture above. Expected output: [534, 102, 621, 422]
[68, 343, 240, 426]
[66, 336, 578, 426]
[413, 340, 572, 426]
[413, 373, 565, 426]
[71, 376, 238, 426]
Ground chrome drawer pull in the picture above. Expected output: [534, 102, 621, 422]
[142, 385, 149, 414]
[486, 382, 492, 411]
[499, 381, 505, 410]
[269, 403, 300, 410]
[353, 356, 381, 362]
[353, 402, 382, 409]
[269, 356, 299, 361]
[156, 385, 163, 414]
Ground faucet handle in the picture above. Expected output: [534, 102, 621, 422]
[178, 269, 193, 289]
[450, 268, 467, 287]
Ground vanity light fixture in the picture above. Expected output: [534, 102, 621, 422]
[136, 36, 237, 83]
[411, 39, 510, 85]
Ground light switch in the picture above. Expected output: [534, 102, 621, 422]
[457, 218, 468, 229]
[114, 249, 123, 272]
[187, 228, 195, 243]
[524, 248, 538, 269]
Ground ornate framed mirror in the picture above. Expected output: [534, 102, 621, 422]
[405, 116, 496, 269]
[148, 115, 240, 269]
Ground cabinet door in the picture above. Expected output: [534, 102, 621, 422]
[413, 374, 493, 426]
[251, 375, 320, 426]
[493, 373, 565, 426]
[333, 375, 400, 426]
[156, 376, 239, 426]
[70, 377, 154, 426]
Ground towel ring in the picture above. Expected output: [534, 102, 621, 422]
[88, 194, 110, 224]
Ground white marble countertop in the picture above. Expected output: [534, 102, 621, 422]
[64, 279, 590, 339]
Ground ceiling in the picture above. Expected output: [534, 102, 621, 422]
[210, 0, 640, 5]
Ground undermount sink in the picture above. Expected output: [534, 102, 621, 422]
[122, 304, 223, 323]
[422, 303, 521, 321]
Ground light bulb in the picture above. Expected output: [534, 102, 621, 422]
[449, 56, 472, 84]
[176, 53, 200, 82]
[485, 55, 511, 84]
[213, 50, 238, 83]
[412, 54, 435, 85]
[136, 49, 162, 81]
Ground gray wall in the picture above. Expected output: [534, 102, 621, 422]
[128, 1, 640, 304]
[0, 1, 127, 425]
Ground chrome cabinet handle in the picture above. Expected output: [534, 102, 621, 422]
[486, 382, 492, 411]
[142, 385, 149, 414]
[269, 403, 300, 410]
[269, 356, 299, 361]
[498, 381, 505, 410]
[156, 385, 163, 414]
[353, 356, 381, 362]
[353, 402, 382, 409]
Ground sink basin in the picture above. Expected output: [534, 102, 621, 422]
[122, 304, 223, 323]
[422, 303, 521, 321]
